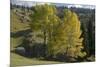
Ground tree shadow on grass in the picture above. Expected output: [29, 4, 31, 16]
[11, 29, 32, 38]
[11, 42, 46, 58]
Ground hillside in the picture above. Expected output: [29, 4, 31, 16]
[10, 4, 95, 66]
[10, 8, 63, 66]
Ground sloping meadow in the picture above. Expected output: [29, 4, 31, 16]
[10, 0, 95, 66]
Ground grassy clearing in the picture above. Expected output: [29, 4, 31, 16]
[10, 53, 62, 66]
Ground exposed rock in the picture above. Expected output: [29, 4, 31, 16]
[15, 47, 25, 56]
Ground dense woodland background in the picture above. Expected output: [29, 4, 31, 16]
[10, 3, 95, 66]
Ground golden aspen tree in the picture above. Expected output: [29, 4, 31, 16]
[63, 9, 86, 59]
[30, 4, 57, 45]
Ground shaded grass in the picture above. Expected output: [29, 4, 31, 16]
[10, 37, 23, 50]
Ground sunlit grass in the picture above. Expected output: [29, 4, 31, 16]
[10, 53, 62, 66]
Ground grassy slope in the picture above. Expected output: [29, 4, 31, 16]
[10, 53, 62, 66]
[10, 10, 29, 49]
[10, 10, 62, 66]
